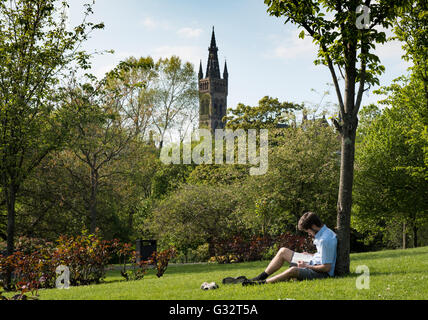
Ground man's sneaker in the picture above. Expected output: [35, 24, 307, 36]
[222, 276, 248, 285]
[242, 279, 267, 286]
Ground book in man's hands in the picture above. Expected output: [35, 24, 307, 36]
[291, 252, 313, 264]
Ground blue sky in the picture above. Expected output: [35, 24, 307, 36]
[69, 0, 410, 116]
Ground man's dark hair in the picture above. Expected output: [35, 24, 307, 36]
[298, 212, 323, 231]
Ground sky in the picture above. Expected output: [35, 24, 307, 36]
[68, 0, 411, 116]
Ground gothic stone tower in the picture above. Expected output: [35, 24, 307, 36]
[199, 27, 228, 131]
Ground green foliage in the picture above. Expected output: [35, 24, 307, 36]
[152, 56, 199, 146]
[0, 0, 104, 192]
[246, 123, 340, 235]
[264, 0, 407, 88]
[150, 184, 244, 253]
[187, 164, 248, 186]
[357, 104, 382, 141]
[224, 96, 302, 130]
[0, 0, 104, 262]
[392, 0, 428, 98]
[354, 76, 428, 248]
[149, 122, 341, 256]
[151, 164, 194, 199]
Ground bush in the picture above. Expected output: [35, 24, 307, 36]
[211, 233, 315, 264]
[276, 233, 316, 253]
[117, 242, 149, 281]
[0, 239, 57, 292]
[212, 235, 273, 263]
[148, 247, 176, 278]
[54, 231, 119, 286]
[14, 237, 56, 255]
[0, 231, 121, 291]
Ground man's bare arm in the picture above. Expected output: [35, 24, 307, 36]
[297, 262, 331, 273]
[307, 264, 331, 273]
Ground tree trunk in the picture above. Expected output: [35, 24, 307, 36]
[335, 119, 357, 276]
[402, 222, 407, 250]
[128, 208, 135, 233]
[413, 225, 418, 248]
[208, 238, 216, 258]
[4, 185, 17, 290]
[89, 168, 98, 234]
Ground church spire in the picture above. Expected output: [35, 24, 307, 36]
[206, 26, 221, 79]
[198, 60, 204, 80]
[223, 60, 228, 80]
[210, 26, 217, 48]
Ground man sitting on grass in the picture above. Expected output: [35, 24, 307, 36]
[224, 212, 337, 286]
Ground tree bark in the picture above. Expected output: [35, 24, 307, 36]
[335, 122, 357, 276]
[89, 168, 99, 234]
[6, 186, 16, 256]
[208, 238, 216, 258]
[413, 225, 418, 248]
[403, 222, 407, 249]
[4, 184, 17, 290]
[128, 208, 135, 233]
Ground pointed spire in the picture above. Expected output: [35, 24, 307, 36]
[198, 60, 204, 79]
[223, 60, 228, 80]
[210, 26, 217, 49]
[206, 26, 220, 79]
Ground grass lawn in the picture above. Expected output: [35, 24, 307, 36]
[5, 246, 428, 300]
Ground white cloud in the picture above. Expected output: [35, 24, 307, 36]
[153, 46, 205, 69]
[91, 46, 205, 80]
[141, 17, 156, 29]
[177, 27, 203, 39]
[375, 39, 405, 60]
[265, 29, 318, 61]
[140, 17, 170, 30]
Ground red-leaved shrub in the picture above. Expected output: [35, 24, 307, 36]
[117, 242, 149, 281]
[53, 232, 119, 286]
[211, 233, 315, 264]
[276, 233, 316, 253]
[148, 247, 176, 278]
[0, 231, 121, 291]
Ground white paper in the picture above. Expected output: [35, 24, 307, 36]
[291, 252, 313, 264]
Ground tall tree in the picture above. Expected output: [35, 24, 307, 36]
[392, 0, 428, 106]
[354, 76, 428, 248]
[264, 0, 408, 274]
[0, 0, 103, 279]
[151, 56, 199, 149]
[64, 58, 154, 233]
